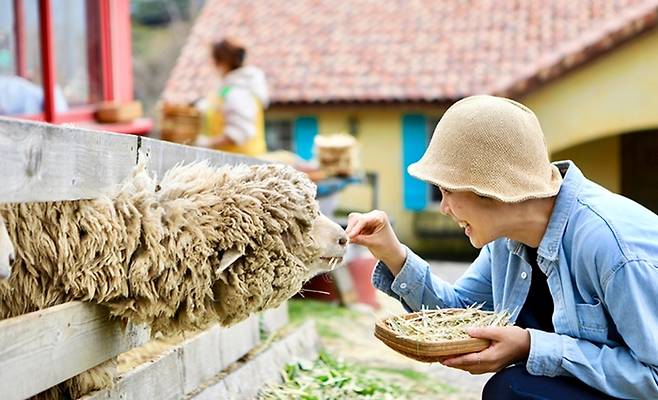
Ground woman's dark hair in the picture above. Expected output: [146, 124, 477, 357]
[211, 38, 246, 71]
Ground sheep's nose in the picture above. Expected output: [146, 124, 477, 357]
[338, 235, 348, 246]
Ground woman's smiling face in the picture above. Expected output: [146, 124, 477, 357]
[438, 187, 502, 248]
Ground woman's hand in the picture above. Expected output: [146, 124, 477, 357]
[346, 210, 406, 275]
[441, 326, 530, 374]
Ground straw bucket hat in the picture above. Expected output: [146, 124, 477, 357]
[408, 95, 562, 203]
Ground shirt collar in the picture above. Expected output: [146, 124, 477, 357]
[537, 161, 584, 261]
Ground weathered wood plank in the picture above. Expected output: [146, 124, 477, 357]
[0, 301, 149, 400]
[182, 315, 263, 394]
[84, 319, 318, 400]
[84, 348, 185, 400]
[180, 325, 222, 394]
[83, 315, 261, 400]
[189, 320, 321, 400]
[219, 315, 261, 367]
[0, 117, 139, 203]
[138, 136, 262, 178]
[0, 118, 269, 204]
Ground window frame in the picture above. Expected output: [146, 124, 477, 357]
[9, 0, 131, 124]
[264, 118, 295, 153]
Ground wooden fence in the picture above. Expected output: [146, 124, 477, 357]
[0, 117, 311, 400]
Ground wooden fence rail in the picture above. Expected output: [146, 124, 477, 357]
[0, 117, 257, 203]
[83, 306, 289, 400]
[0, 302, 149, 400]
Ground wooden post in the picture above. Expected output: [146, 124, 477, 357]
[13, 0, 26, 78]
[38, 0, 56, 122]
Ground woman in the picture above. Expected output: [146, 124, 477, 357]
[347, 95, 658, 399]
[195, 38, 269, 156]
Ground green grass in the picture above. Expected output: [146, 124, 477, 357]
[258, 351, 407, 400]
[286, 299, 459, 397]
[288, 299, 360, 339]
[368, 366, 458, 394]
[288, 299, 360, 323]
[369, 366, 429, 382]
[258, 351, 458, 399]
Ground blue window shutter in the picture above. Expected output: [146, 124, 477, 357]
[294, 116, 318, 161]
[402, 114, 428, 210]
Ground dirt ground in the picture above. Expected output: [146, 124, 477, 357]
[291, 260, 490, 400]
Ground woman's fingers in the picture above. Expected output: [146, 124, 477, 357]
[346, 212, 364, 237]
[442, 351, 482, 368]
[442, 350, 492, 374]
[346, 211, 383, 239]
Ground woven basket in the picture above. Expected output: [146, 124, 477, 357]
[160, 103, 201, 145]
[374, 310, 491, 362]
[314, 133, 359, 177]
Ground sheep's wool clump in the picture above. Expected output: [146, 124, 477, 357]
[0, 162, 320, 331]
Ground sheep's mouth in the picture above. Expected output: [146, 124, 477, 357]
[319, 256, 344, 270]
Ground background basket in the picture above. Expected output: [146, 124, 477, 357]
[160, 103, 201, 145]
[314, 133, 359, 177]
[374, 310, 491, 362]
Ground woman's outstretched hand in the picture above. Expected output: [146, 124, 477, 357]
[346, 210, 407, 275]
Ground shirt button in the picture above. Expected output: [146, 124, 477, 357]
[521, 271, 528, 280]
[400, 283, 408, 289]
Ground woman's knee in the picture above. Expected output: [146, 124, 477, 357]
[482, 365, 526, 400]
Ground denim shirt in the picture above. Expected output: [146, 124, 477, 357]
[373, 162, 658, 399]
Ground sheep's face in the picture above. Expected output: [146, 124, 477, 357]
[0, 217, 14, 280]
[208, 163, 349, 281]
[305, 213, 348, 279]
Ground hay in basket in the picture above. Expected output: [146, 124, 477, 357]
[375, 305, 511, 362]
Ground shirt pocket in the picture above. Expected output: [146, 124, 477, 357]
[575, 298, 609, 343]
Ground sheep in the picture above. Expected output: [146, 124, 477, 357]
[0, 161, 348, 400]
[0, 216, 13, 279]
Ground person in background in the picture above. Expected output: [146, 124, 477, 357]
[0, 74, 68, 116]
[194, 38, 269, 156]
[346, 95, 658, 399]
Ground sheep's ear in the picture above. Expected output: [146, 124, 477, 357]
[216, 248, 244, 275]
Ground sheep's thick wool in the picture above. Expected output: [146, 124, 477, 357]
[0, 162, 319, 329]
[0, 161, 320, 399]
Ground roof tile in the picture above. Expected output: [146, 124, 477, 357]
[163, 0, 658, 105]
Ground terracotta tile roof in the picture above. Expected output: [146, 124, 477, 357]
[162, 0, 658, 105]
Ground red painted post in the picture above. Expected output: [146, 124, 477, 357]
[38, 0, 56, 122]
[13, 0, 26, 78]
[98, 0, 114, 101]
[97, 0, 133, 102]
[110, 0, 134, 102]
[86, 0, 103, 103]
